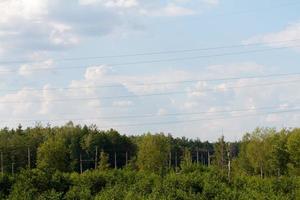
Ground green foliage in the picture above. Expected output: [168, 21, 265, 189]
[287, 129, 300, 175]
[235, 128, 295, 177]
[98, 151, 110, 171]
[37, 190, 63, 200]
[9, 169, 50, 199]
[180, 148, 193, 172]
[137, 133, 170, 174]
[1, 124, 300, 199]
[0, 174, 13, 199]
[37, 136, 71, 172]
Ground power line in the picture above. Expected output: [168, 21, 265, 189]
[0, 44, 299, 74]
[0, 78, 299, 104]
[0, 38, 299, 65]
[2, 103, 299, 123]
[3, 108, 299, 128]
[2, 71, 300, 93]
[95, 108, 300, 128]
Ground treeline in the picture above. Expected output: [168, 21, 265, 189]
[0, 123, 300, 199]
[0, 122, 215, 174]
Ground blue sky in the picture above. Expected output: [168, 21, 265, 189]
[0, 0, 300, 141]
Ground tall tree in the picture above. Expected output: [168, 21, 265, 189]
[213, 136, 228, 171]
[180, 148, 193, 171]
[287, 129, 300, 175]
[37, 136, 70, 172]
[137, 133, 170, 174]
[98, 150, 110, 171]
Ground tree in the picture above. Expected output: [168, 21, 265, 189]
[137, 133, 170, 174]
[266, 130, 289, 176]
[213, 136, 228, 171]
[287, 129, 300, 175]
[98, 151, 110, 171]
[236, 128, 289, 177]
[37, 136, 70, 172]
[180, 148, 193, 171]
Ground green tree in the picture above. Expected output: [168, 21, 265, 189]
[287, 129, 300, 175]
[137, 133, 170, 174]
[213, 136, 228, 171]
[98, 150, 110, 171]
[37, 136, 70, 172]
[266, 130, 289, 176]
[236, 128, 275, 177]
[180, 148, 193, 171]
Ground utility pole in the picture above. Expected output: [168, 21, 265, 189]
[169, 152, 172, 169]
[260, 163, 263, 179]
[1, 152, 3, 176]
[27, 147, 31, 169]
[80, 154, 83, 174]
[11, 163, 14, 175]
[227, 144, 231, 181]
[200, 151, 203, 165]
[175, 151, 178, 171]
[196, 148, 199, 164]
[114, 152, 117, 169]
[207, 150, 210, 166]
[95, 146, 98, 169]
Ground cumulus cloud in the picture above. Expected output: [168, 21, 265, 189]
[187, 81, 208, 97]
[112, 100, 133, 107]
[244, 21, 300, 50]
[140, 3, 196, 17]
[18, 59, 54, 76]
[0, 0, 219, 57]
[1, 61, 299, 140]
[49, 22, 79, 46]
[79, 0, 139, 8]
[84, 65, 112, 80]
[0, 0, 48, 23]
[0, 0, 121, 56]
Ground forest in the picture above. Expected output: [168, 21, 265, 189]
[0, 122, 300, 199]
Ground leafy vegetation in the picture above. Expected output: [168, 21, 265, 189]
[0, 124, 300, 199]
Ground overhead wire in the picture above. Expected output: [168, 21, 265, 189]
[0, 44, 299, 74]
[2, 103, 299, 123]
[0, 78, 299, 104]
[2, 71, 300, 93]
[95, 108, 300, 128]
[2, 107, 299, 128]
[0, 38, 299, 65]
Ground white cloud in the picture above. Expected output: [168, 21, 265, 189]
[18, 59, 54, 76]
[201, 0, 219, 6]
[79, 0, 139, 8]
[112, 100, 133, 107]
[141, 3, 196, 17]
[0, 0, 48, 23]
[84, 65, 112, 80]
[187, 81, 207, 97]
[119, 69, 191, 95]
[157, 108, 168, 116]
[49, 22, 79, 46]
[103, 0, 139, 8]
[2, 61, 299, 141]
[163, 3, 196, 16]
[0, 0, 219, 57]
[0, 66, 10, 76]
[244, 22, 300, 50]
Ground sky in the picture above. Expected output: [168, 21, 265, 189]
[0, 0, 300, 141]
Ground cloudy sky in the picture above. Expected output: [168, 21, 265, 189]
[0, 0, 300, 141]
